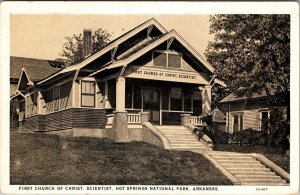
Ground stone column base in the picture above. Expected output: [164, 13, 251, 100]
[181, 114, 191, 126]
[112, 111, 129, 142]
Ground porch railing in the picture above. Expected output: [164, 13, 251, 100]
[190, 116, 203, 126]
[127, 113, 141, 124]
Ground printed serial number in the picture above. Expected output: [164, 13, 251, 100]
[256, 187, 268, 191]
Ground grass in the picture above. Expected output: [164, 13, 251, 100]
[10, 132, 232, 185]
[213, 144, 290, 173]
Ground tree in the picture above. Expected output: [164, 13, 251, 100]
[205, 15, 290, 108]
[59, 28, 111, 65]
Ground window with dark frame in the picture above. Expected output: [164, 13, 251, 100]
[53, 86, 60, 100]
[81, 81, 95, 107]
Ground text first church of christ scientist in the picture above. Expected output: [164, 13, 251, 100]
[11, 18, 225, 146]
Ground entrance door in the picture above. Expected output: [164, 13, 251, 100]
[142, 88, 160, 124]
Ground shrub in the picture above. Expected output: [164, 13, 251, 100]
[267, 109, 290, 150]
[201, 126, 230, 144]
[230, 129, 268, 146]
[197, 126, 267, 146]
[195, 109, 289, 150]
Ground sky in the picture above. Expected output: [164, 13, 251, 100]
[10, 15, 214, 60]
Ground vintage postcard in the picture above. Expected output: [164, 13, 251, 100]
[0, 1, 299, 195]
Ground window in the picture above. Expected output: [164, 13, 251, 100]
[54, 86, 60, 100]
[153, 51, 181, 68]
[81, 81, 95, 107]
[170, 87, 182, 111]
[153, 52, 167, 67]
[232, 113, 243, 132]
[193, 90, 202, 114]
[168, 53, 181, 68]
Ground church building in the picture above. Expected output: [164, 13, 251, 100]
[11, 18, 225, 143]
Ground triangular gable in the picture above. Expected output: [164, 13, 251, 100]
[91, 30, 214, 76]
[38, 18, 167, 85]
[17, 68, 34, 92]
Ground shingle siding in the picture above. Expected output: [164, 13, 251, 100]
[23, 108, 107, 131]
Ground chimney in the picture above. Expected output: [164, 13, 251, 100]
[83, 29, 92, 57]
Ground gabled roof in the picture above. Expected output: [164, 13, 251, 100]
[220, 90, 268, 103]
[38, 18, 215, 85]
[10, 56, 63, 82]
[112, 30, 215, 73]
[90, 30, 214, 76]
[38, 18, 168, 85]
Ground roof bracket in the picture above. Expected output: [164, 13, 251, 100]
[111, 46, 118, 61]
[119, 64, 127, 76]
[167, 37, 174, 50]
[147, 25, 154, 37]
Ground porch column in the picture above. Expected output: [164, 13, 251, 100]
[113, 76, 129, 142]
[201, 85, 212, 114]
[38, 91, 46, 115]
[116, 76, 126, 112]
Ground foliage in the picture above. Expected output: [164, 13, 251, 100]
[59, 28, 111, 65]
[205, 15, 290, 108]
[267, 108, 290, 150]
[199, 126, 267, 146]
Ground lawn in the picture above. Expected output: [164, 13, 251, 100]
[213, 144, 290, 173]
[10, 132, 232, 185]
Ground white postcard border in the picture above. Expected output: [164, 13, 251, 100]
[0, 1, 299, 195]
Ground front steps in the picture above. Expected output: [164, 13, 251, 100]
[155, 126, 207, 152]
[154, 125, 288, 186]
[207, 152, 289, 186]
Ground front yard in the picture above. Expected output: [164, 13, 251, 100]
[214, 144, 290, 173]
[10, 132, 232, 185]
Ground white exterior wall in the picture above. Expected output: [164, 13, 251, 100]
[243, 110, 261, 130]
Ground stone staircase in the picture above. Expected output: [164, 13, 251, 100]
[207, 152, 288, 185]
[155, 126, 207, 152]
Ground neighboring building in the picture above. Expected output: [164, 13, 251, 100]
[10, 18, 224, 142]
[220, 90, 287, 133]
[10, 56, 64, 127]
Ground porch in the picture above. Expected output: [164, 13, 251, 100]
[104, 77, 211, 126]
